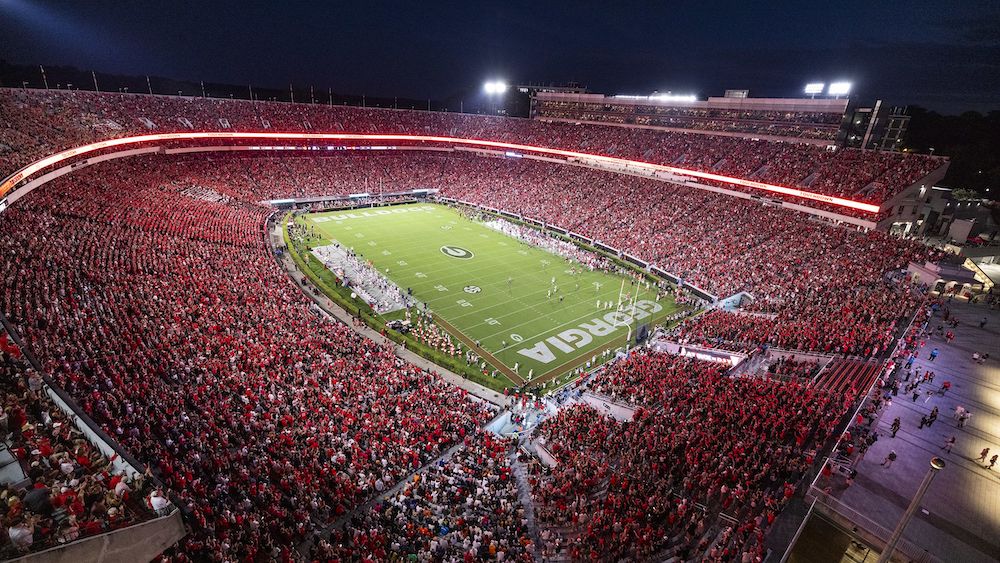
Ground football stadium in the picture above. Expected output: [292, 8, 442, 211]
[1, 3, 999, 563]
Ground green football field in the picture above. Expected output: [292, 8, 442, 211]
[299, 203, 681, 387]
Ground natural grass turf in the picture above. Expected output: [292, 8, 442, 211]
[282, 213, 512, 392]
[300, 203, 681, 385]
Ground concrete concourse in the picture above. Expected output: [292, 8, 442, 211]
[827, 299, 1000, 562]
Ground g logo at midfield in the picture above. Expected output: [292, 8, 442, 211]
[440, 245, 474, 259]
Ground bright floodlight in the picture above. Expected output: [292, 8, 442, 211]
[804, 83, 825, 95]
[648, 94, 697, 102]
[828, 82, 852, 96]
[484, 81, 508, 95]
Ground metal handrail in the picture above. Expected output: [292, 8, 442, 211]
[807, 487, 935, 562]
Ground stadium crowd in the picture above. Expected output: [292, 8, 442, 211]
[534, 99, 844, 140]
[587, 350, 724, 406]
[2, 148, 933, 360]
[530, 350, 847, 561]
[0, 101, 939, 559]
[0, 331, 156, 556]
[311, 431, 533, 561]
[1, 88, 942, 208]
[766, 356, 823, 380]
[0, 157, 496, 560]
[481, 217, 616, 273]
[435, 153, 934, 357]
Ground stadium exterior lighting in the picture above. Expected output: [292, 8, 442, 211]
[804, 83, 825, 97]
[876, 457, 945, 563]
[0, 131, 883, 214]
[827, 82, 852, 97]
[483, 81, 508, 95]
[614, 94, 697, 103]
[649, 94, 696, 102]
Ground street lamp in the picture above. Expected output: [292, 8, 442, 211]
[875, 457, 945, 563]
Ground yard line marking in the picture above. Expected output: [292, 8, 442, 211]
[431, 313, 524, 385]
[304, 203, 682, 382]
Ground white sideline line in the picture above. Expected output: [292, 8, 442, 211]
[304, 205, 672, 362]
[312, 208, 649, 323]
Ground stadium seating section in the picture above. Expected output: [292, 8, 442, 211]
[1, 89, 941, 209]
[0, 329, 166, 556]
[533, 99, 844, 140]
[530, 351, 846, 561]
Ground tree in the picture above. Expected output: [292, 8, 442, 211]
[904, 107, 1000, 196]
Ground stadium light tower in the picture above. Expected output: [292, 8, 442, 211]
[804, 83, 825, 98]
[483, 81, 508, 95]
[483, 80, 509, 115]
[828, 82, 852, 98]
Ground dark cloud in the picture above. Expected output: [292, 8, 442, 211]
[928, 7, 1000, 46]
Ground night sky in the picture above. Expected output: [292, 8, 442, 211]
[1, 0, 998, 114]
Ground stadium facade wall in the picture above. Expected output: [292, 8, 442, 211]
[534, 443, 559, 468]
[534, 92, 848, 113]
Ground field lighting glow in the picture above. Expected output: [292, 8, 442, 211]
[614, 94, 697, 103]
[804, 83, 825, 94]
[0, 132, 881, 213]
[828, 82, 852, 96]
[483, 81, 508, 94]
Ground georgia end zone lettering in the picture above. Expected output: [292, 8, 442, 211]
[517, 300, 663, 365]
